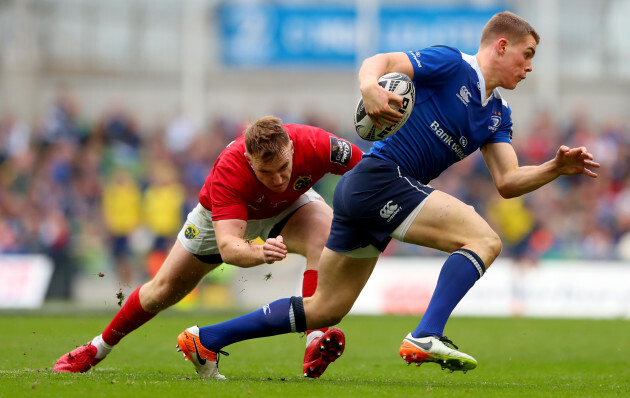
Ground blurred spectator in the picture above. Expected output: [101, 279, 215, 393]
[142, 161, 185, 277]
[102, 168, 142, 285]
[165, 112, 198, 155]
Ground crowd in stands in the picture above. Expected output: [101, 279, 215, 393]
[1, 94, 629, 298]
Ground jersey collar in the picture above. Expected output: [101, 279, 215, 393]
[461, 52, 494, 107]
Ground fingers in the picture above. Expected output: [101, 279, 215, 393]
[366, 92, 403, 129]
[557, 145, 600, 178]
[584, 159, 600, 168]
[370, 115, 384, 130]
[263, 236, 287, 264]
[583, 168, 599, 178]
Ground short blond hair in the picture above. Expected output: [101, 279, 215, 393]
[244, 116, 290, 161]
[480, 11, 539, 47]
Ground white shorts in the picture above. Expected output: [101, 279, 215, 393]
[177, 189, 324, 262]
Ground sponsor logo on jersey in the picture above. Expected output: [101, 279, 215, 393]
[380, 200, 402, 222]
[459, 136, 468, 147]
[184, 224, 199, 239]
[293, 175, 312, 191]
[430, 121, 466, 160]
[489, 111, 502, 132]
[456, 85, 472, 106]
[330, 137, 352, 166]
[262, 304, 271, 315]
[409, 51, 422, 68]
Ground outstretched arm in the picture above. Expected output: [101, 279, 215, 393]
[481, 142, 600, 199]
[358, 52, 414, 128]
[214, 219, 287, 267]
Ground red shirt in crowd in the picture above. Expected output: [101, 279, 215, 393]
[199, 124, 363, 221]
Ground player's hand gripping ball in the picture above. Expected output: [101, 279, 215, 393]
[354, 72, 415, 141]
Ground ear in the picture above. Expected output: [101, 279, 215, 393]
[290, 140, 294, 155]
[244, 151, 252, 164]
[496, 38, 508, 55]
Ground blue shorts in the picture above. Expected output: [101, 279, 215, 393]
[326, 156, 435, 253]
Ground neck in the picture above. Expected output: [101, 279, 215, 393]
[475, 51, 497, 98]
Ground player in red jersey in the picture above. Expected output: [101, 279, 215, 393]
[53, 115, 363, 378]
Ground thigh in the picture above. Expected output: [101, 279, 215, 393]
[280, 200, 332, 262]
[402, 190, 498, 264]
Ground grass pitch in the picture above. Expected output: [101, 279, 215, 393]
[1, 312, 628, 397]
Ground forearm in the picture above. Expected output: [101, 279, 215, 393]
[219, 238, 265, 268]
[496, 159, 560, 198]
[359, 54, 390, 92]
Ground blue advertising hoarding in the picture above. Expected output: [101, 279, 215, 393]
[217, 2, 507, 68]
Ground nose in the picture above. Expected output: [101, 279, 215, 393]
[272, 173, 283, 185]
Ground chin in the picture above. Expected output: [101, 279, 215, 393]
[272, 185, 288, 193]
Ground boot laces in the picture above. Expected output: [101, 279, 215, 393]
[438, 336, 459, 350]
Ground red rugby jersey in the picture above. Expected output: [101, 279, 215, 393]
[199, 124, 363, 221]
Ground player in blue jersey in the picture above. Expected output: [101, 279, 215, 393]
[176, 11, 600, 377]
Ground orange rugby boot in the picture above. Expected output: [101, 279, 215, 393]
[177, 326, 228, 380]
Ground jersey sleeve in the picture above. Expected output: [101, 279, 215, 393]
[484, 99, 514, 145]
[407, 46, 463, 86]
[312, 128, 363, 175]
[209, 166, 249, 222]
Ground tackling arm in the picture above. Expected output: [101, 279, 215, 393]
[481, 142, 600, 199]
[213, 219, 287, 267]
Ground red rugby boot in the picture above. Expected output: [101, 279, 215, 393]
[302, 327, 345, 378]
[53, 342, 103, 373]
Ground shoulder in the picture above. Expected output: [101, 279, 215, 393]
[407, 46, 466, 79]
[284, 123, 333, 146]
[213, 138, 248, 178]
[284, 123, 325, 136]
[413, 45, 464, 62]
[492, 90, 511, 112]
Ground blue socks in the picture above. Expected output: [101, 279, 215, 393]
[199, 296, 306, 351]
[412, 249, 485, 338]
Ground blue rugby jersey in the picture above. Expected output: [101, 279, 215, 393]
[366, 45, 513, 184]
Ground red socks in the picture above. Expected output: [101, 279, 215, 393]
[302, 270, 328, 335]
[101, 285, 157, 346]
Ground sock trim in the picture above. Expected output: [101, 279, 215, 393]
[453, 248, 486, 278]
[288, 303, 296, 332]
[289, 296, 306, 333]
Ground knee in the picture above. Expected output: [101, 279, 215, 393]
[487, 231, 503, 259]
[142, 278, 188, 312]
[302, 238, 328, 269]
[479, 231, 502, 267]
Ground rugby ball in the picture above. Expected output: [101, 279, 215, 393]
[354, 72, 415, 141]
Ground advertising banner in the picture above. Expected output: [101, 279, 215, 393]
[217, 2, 505, 68]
